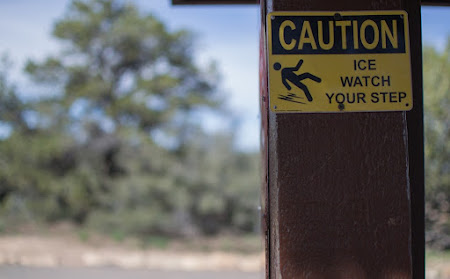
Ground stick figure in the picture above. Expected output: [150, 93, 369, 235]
[274, 59, 321, 102]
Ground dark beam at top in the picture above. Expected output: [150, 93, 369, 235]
[172, 0, 449, 5]
[172, 0, 258, 4]
[422, 0, 450, 5]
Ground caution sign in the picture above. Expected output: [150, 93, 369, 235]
[267, 11, 412, 113]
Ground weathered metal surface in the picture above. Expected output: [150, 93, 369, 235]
[261, 0, 423, 278]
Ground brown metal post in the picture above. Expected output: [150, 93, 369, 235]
[260, 0, 424, 279]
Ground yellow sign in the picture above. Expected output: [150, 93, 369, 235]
[267, 11, 412, 113]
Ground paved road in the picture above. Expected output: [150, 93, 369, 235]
[0, 266, 263, 279]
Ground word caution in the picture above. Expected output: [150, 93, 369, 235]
[271, 14, 406, 54]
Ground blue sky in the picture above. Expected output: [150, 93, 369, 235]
[0, 1, 448, 150]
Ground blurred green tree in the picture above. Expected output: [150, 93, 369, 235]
[423, 37, 450, 250]
[0, 0, 260, 237]
[22, 0, 222, 227]
[26, 0, 220, 144]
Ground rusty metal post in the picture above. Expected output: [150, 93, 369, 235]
[259, 0, 424, 278]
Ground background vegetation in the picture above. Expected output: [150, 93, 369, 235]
[0, 0, 260, 239]
[424, 37, 450, 250]
[0, 0, 448, 251]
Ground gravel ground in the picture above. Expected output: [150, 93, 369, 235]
[0, 235, 263, 272]
[0, 266, 263, 279]
[1, 234, 449, 278]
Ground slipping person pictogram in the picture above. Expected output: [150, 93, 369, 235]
[274, 59, 321, 102]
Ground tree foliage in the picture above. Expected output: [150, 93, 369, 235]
[26, 0, 220, 136]
[0, 0, 260, 237]
[424, 37, 450, 250]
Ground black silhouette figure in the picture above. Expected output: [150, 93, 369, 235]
[274, 59, 321, 102]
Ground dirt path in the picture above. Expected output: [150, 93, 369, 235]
[0, 235, 263, 272]
[0, 266, 263, 279]
[1, 234, 449, 278]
